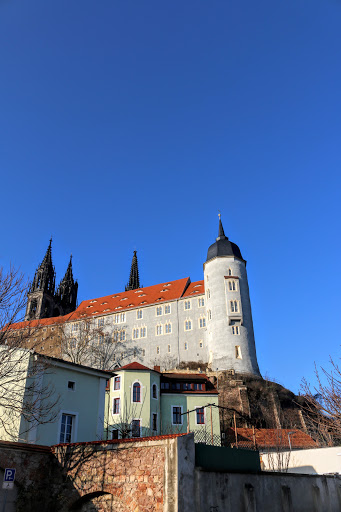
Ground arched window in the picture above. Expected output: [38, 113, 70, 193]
[228, 268, 232, 276]
[133, 382, 141, 402]
[152, 383, 157, 399]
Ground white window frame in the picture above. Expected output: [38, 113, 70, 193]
[232, 325, 240, 335]
[235, 346, 242, 359]
[199, 317, 206, 328]
[57, 410, 78, 444]
[184, 300, 191, 310]
[184, 320, 192, 331]
[167, 344, 171, 353]
[140, 326, 147, 338]
[198, 297, 205, 307]
[156, 324, 163, 336]
[164, 304, 171, 314]
[112, 397, 120, 415]
[156, 306, 163, 316]
[131, 380, 143, 404]
[230, 300, 239, 313]
[136, 310, 143, 319]
[165, 322, 172, 334]
[133, 328, 139, 340]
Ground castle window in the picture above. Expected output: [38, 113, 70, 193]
[156, 306, 163, 316]
[228, 268, 232, 276]
[228, 280, 237, 291]
[69, 338, 77, 349]
[71, 323, 79, 333]
[165, 322, 172, 334]
[136, 310, 143, 319]
[235, 346, 242, 359]
[184, 300, 191, 310]
[199, 317, 206, 328]
[232, 325, 240, 335]
[207, 289, 211, 299]
[198, 297, 205, 307]
[140, 327, 146, 338]
[133, 328, 139, 340]
[97, 317, 105, 327]
[208, 310, 212, 320]
[164, 304, 171, 314]
[119, 330, 126, 341]
[168, 344, 171, 353]
[230, 300, 239, 313]
[199, 340, 203, 348]
[156, 325, 163, 336]
[156, 346, 160, 354]
[98, 334, 105, 344]
[184, 320, 192, 331]
[184, 342, 188, 350]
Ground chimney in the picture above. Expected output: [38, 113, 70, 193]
[154, 365, 161, 372]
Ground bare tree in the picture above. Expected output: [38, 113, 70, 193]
[0, 265, 60, 440]
[300, 357, 341, 445]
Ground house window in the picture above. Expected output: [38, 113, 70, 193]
[113, 398, 120, 415]
[184, 300, 191, 310]
[156, 306, 163, 316]
[185, 320, 192, 331]
[133, 328, 139, 339]
[199, 340, 203, 348]
[120, 313, 126, 322]
[98, 334, 105, 345]
[152, 413, 157, 431]
[165, 322, 172, 334]
[164, 304, 171, 314]
[59, 413, 74, 443]
[199, 317, 206, 328]
[235, 346, 242, 359]
[172, 406, 182, 425]
[156, 346, 160, 354]
[97, 317, 105, 327]
[168, 344, 171, 353]
[67, 381, 75, 391]
[114, 376, 121, 390]
[152, 383, 157, 399]
[133, 382, 141, 402]
[232, 325, 240, 335]
[230, 300, 239, 313]
[183, 383, 191, 390]
[140, 327, 147, 338]
[194, 383, 203, 390]
[137, 310, 143, 319]
[111, 429, 119, 440]
[198, 297, 205, 307]
[184, 342, 188, 350]
[156, 325, 163, 336]
[131, 419, 141, 438]
[196, 407, 205, 424]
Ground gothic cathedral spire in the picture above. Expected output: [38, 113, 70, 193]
[56, 255, 78, 314]
[30, 238, 56, 295]
[125, 251, 140, 291]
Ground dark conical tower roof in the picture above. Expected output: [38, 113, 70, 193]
[30, 238, 56, 294]
[56, 255, 78, 312]
[125, 251, 140, 291]
[206, 215, 244, 262]
[60, 255, 75, 286]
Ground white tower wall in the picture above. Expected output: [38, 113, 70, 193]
[204, 255, 261, 376]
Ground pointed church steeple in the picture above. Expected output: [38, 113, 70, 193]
[56, 255, 78, 313]
[30, 238, 56, 295]
[125, 251, 140, 291]
[217, 213, 227, 241]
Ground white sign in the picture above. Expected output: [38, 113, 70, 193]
[2, 468, 15, 490]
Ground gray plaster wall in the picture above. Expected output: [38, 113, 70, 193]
[204, 256, 260, 375]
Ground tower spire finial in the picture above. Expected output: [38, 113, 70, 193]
[217, 213, 227, 241]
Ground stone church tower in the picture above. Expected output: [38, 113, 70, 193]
[204, 216, 261, 376]
[25, 240, 78, 320]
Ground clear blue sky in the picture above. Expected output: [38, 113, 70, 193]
[1, 0, 340, 394]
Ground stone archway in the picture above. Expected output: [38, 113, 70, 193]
[71, 491, 129, 512]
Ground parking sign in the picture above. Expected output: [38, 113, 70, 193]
[2, 468, 16, 490]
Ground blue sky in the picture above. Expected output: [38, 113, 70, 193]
[1, 0, 340, 394]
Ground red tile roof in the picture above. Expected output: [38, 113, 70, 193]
[118, 362, 159, 372]
[225, 428, 317, 450]
[182, 280, 205, 297]
[9, 277, 194, 329]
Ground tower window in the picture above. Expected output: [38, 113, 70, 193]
[235, 346, 242, 359]
[232, 325, 240, 335]
[228, 281, 237, 291]
[132, 382, 141, 402]
[230, 300, 239, 313]
[228, 268, 232, 276]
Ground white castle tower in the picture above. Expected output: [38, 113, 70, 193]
[204, 216, 261, 376]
